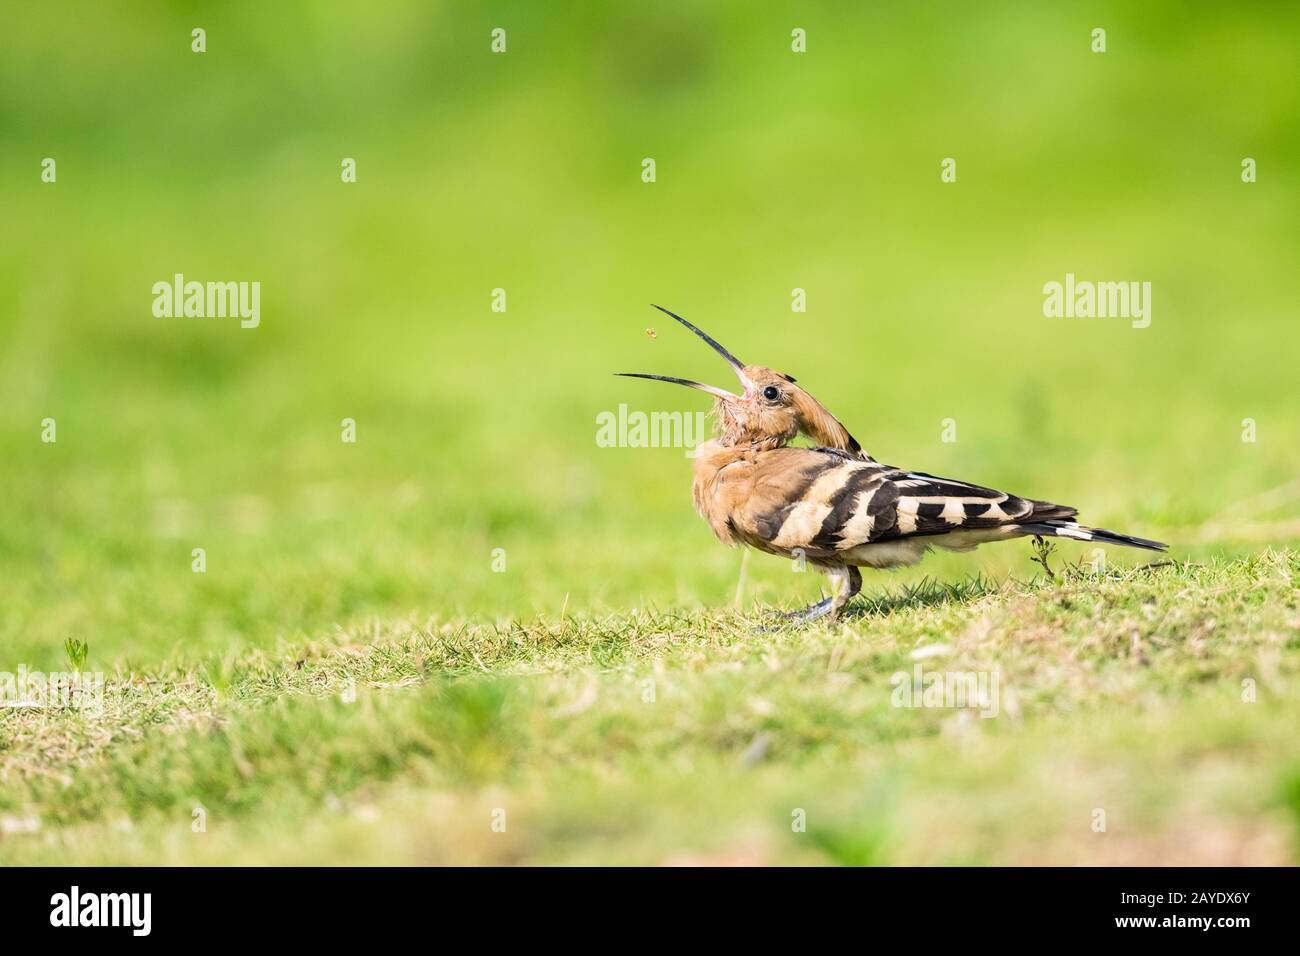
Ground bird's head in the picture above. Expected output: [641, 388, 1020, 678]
[618, 305, 865, 456]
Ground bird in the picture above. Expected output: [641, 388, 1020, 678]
[618, 305, 1168, 624]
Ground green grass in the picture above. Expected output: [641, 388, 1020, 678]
[2, 552, 1296, 864]
[1, 2, 1297, 864]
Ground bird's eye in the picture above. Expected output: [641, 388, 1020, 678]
[762, 385, 781, 402]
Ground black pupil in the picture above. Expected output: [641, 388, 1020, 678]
[763, 386, 780, 401]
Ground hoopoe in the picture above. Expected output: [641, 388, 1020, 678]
[620, 305, 1168, 623]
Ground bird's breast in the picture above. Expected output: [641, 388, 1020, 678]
[691, 442, 759, 546]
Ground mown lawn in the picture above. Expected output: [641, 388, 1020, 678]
[2, 551, 1296, 865]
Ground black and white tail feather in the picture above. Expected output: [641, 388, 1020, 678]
[1016, 519, 1167, 553]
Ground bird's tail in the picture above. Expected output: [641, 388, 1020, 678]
[1017, 519, 1168, 552]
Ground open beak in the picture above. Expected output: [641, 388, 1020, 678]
[616, 305, 752, 398]
[614, 372, 737, 400]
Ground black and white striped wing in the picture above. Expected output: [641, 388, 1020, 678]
[751, 456, 1074, 556]
[850, 470, 1076, 544]
[739, 448, 1163, 558]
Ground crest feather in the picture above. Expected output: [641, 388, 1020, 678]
[791, 390, 869, 460]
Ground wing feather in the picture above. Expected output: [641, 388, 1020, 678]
[727, 452, 1077, 555]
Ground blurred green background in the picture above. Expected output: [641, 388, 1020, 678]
[2, 1, 1296, 668]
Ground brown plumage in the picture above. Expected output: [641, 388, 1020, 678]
[620, 305, 1167, 623]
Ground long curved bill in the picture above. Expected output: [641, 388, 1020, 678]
[649, 304, 745, 371]
[614, 372, 736, 399]
[616, 305, 752, 397]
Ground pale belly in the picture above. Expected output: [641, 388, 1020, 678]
[840, 539, 930, 568]
[840, 526, 1026, 568]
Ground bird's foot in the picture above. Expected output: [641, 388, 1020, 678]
[782, 596, 837, 623]
[752, 596, 838, 632]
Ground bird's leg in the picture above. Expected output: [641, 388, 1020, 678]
[781, 565, 862, 624]
[833, 565, 862, 619]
